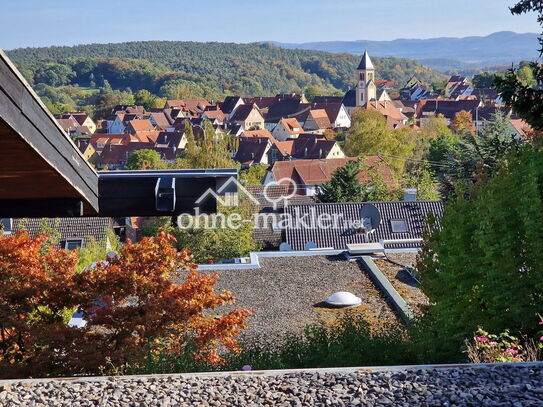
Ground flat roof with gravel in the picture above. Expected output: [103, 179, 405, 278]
[200, 255, 399, 341]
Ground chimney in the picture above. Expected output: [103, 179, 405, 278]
[403, 188, 417, 202]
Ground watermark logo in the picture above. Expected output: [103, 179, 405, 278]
[177, 176, 369, 233]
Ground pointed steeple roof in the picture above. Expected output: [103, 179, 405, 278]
[357, 50, 374, 70]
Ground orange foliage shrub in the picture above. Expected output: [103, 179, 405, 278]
[0, 231, 251, 378]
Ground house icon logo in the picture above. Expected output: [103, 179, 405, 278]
[195, 176, 260, 207]
[194, 176, 298, 209]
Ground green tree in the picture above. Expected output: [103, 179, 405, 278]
[428, 132, 459, 174]
[304, 85, 323, 102]
[34, 63, 75, 87]
[494, 1, 543, 129]
[441, 111, 522, 196]
[316, 161, 362, 203]
[420, 114, 453, 139]
[401, 164, 440, 201]
[134, 89, 158, 110]
[517, 63, 537, 87]
[125, 149, 166, 170]
[147, 202, 259, 264]
[345, 110, 416, 175]
[239, 165, 268, 186]
[360, 170, 397, 202]
[76, 229, 121, 273]
[431, 80, 447, 95]
[472, 72, 499, 89]
[418, 146, 543, 360]
[173, 121, 240, 170]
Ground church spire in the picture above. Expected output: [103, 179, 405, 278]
[357, 50, 374, 70]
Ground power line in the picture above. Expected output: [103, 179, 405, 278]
[377, 153, 449, 168]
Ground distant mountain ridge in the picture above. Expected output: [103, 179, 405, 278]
[274, 31, 540, 73]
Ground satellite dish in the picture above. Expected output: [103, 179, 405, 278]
[279, 242, 293, 252]
[360, 203, 381, 233]
[304, 241, 317, 251]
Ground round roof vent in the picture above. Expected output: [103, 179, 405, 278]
[324, 292, 362, 308]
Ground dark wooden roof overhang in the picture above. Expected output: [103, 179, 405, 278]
[0, 50, 237, 218]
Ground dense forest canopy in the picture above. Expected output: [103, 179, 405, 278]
[6, 41, 446, 108]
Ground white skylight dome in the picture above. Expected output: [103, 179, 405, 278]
[324, 292, 362, 308]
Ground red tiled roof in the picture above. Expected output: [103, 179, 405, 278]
[127, 119, 155, 133]
[98, 142, 155, 167]
[365, 101, 406, 122]
[280, 118, 304, 135]
[241, 129, 274, 139]
[270, 156, 395, 189]
[510, 119, 534, 140]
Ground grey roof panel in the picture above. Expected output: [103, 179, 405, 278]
[285, 201, 443, 250]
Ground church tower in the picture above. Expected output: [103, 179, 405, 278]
[356, 50, 377, 107]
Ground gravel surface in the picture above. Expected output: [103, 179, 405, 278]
[198, 256, 399, 341]
[2, 365, 542, 406]
[374, 254, 429, 314]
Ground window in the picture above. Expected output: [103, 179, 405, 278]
[390, 219, 408, 233]
[63, 239, 83, 250]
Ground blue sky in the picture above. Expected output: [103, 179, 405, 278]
[0, 0, 539, 50]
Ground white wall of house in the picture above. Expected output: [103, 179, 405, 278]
[237, 109, 265, 131]
[272, 121, 302, 141]
[305, 185, 318, 196]
[81, 117, 97, 133]
[332, 105, 352, 128]
[325, 143, 346, 159]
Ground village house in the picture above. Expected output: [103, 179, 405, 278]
[417, 99, 483, 127]
[148, 112, 172, 131]
[302, 109, 333, 134]
[229, 104, 265, 131]
[154, 132, 188, 162]
[220, 96, 245, 120]
[235, 137, 273, 166]
[272, 118, 304, 141]
[265, 156, 391, 196]
[126, 119, 156, 135]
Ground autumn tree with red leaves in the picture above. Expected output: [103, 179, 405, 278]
[0, 231, 251, 378]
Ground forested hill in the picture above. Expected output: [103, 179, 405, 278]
[6, 41, 445, 100]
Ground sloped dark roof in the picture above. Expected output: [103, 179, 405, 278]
[313, 96, 344, 104]
[98, 142, 155, 167]
[245, 185, 316, 250]
[230, 104, 258, 122]
[265, 99, 302, 123]
[291, 134, 337, 159]
[472, 88, 499, 101]
[342, 89, 357, 108]
[285, 201, 444, 250]
[418, 99, 481, 120]
[357, 51, 374, 70]
[234, 137, 270, 165]
[221, 96, 244, 114]
[476, 106, 512, 121]
[11, 217, 113, 248]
